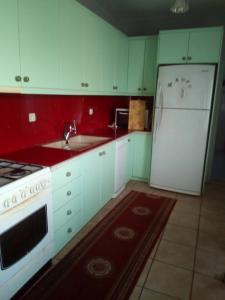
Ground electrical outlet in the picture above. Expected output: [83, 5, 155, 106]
[28, 113, 36, 123]
[89, 108, 94, 115]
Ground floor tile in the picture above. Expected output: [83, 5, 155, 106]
[156, 240, 195, 270]
[198, 231, 225, 255]
[163, 223, 197, 247]
[195, 248, 225, 278]
[140, 288, 179, 300]
[148, 187, 177, 199]
[137, 258, 152, 286]
[191, 273, 225, 300]
[145, 261, 192, 300]
[173, 198, 201, 215]
[129, 286, 142, 300]
[199, 215, 225, 235]
[168, 210, 199, 230]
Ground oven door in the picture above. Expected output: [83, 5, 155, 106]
[0, 188, 53, 285]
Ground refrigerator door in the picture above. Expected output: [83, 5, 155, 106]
[150, 108, 210, 195]
[155, 64, 215, 110]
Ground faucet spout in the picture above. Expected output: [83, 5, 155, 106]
[64, 120, 77, 144]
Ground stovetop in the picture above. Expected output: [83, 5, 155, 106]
[0, 159, 43, 187]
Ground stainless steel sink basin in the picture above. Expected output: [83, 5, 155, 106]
[42, 135, 110, 151]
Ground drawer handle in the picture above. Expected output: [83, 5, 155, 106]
[67, 190, 72, 196]
[67, 209, 72, 216]
[128, 139, 130, 142]
[182, 56, 186, 61]
[66, 171, 71, 177]
[187, 56, 192, 60]
[143, 88, 147, 91]
[23, 76, 30, 82]
[138, 88, 142, 91]
[15, 75, 21, 82]
[99, 151, 106, 156]
[67, 227, 72, 234]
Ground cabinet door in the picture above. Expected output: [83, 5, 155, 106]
[132, 133, 152, 180]
[115, 33, 129, 93]
[188, 29, 223, 63]
[59, 0, 84, 90]
[157, 31, 189, 64]
[126, 135, 134, 183]
[127, 39, 145, 94]
[81, 9, 104, 91]
[143, 36, 158, 96]
[19, 0, 60, 88]
[100, 143, 115, 205]
[82, 150, 101, 224]
[0, 1, 21, 89]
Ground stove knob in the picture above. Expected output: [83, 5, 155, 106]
[4, 199, 10, 208]
[12, 195, 17, 204]
[29, 186, 35, 194]
[40, 179, 48, 190]
[21, 190, 27, 199]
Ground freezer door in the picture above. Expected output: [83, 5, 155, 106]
[150, 108, 210, 195]
[155, 65, 215, 110]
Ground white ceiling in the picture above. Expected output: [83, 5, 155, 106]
[77, 0, 225, 35]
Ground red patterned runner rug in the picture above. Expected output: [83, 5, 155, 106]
[19, 191, 176, 300]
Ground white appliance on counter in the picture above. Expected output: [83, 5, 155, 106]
[0, 160, 53, 300]
[150, 64, 216, 195]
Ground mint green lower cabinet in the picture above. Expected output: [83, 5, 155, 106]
[131, 132, 152, 181]
[51, 158, 84, 255]
[126, 134, 134, 182]
[82, 150, 101, 225]
[100, 142, 115, 205]
[82, 142, 115, 224]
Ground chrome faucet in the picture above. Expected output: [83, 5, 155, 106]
[64, 120, 77, 144]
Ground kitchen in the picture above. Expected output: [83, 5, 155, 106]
[0, 0, 225, 299]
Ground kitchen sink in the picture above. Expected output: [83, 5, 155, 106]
[42, 135, 110, 151]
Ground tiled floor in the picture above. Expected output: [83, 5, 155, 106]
[54, 180, 225, 300]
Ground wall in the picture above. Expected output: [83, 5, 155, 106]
[0, 94, 129, 155]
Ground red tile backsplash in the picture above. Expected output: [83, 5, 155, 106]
[0, 94, 129, 155]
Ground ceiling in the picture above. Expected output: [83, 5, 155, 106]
[77, 0, 225, 36]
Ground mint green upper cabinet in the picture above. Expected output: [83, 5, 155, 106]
[128, 39, 145, 94]
[128, 37, 157, 96]
[0, 1, 21, 90]
[143, 36, 158, 96]
[188, 28, 223, 63]
[81, 9, 104, 91]
[59, 0, 83, 90]
[102, 25, 128, 93]
[19, 0, 60, 88]
[157, 31, 189, 64]
[158, 27, 223, 64]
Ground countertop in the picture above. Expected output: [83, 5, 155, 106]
[1, 128, 151, 167]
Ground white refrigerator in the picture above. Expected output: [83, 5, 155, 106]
[150, 64, 216, 195]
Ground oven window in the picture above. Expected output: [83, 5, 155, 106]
[0, 206, 48, 270]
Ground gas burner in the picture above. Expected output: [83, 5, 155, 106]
[0, 159, 43, 186]
[5, 169, 32, 179]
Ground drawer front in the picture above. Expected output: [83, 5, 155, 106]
[53, 176, 82, 211]
[52, 159, 82, 190]
[53, 194, 82, 231]
[54, 214, 81, 255]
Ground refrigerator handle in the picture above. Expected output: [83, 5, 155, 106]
[154, 85, 164, 142]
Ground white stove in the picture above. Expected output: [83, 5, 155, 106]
[0, 159, 53, 300]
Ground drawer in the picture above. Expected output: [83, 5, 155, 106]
[53, 194, 82, 231]
[52, 159, 82, 190]
[53, 176, 82, 211]
[54, 213, 81, 255]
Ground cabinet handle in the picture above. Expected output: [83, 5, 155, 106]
[67, 209, 72, 216]
[138, 88, 142, 91]
[187, 56, 192, 60]
[128, 139, 130, 142]
[113, 86, 118, 90]
[143, 88, 147, 91]
[81, 82, 85, 87]
[66, 171, 71, 177]
[182, 56, 186, 61]
[15, 75, 21, 82]
[67, 227, 72, 234]
[85, 83, 89, 87]
[102, 151, 106, 155]
[99, 151, 103, 156]
[67, 190, 71, 196]
[23, 76, 30, 82]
